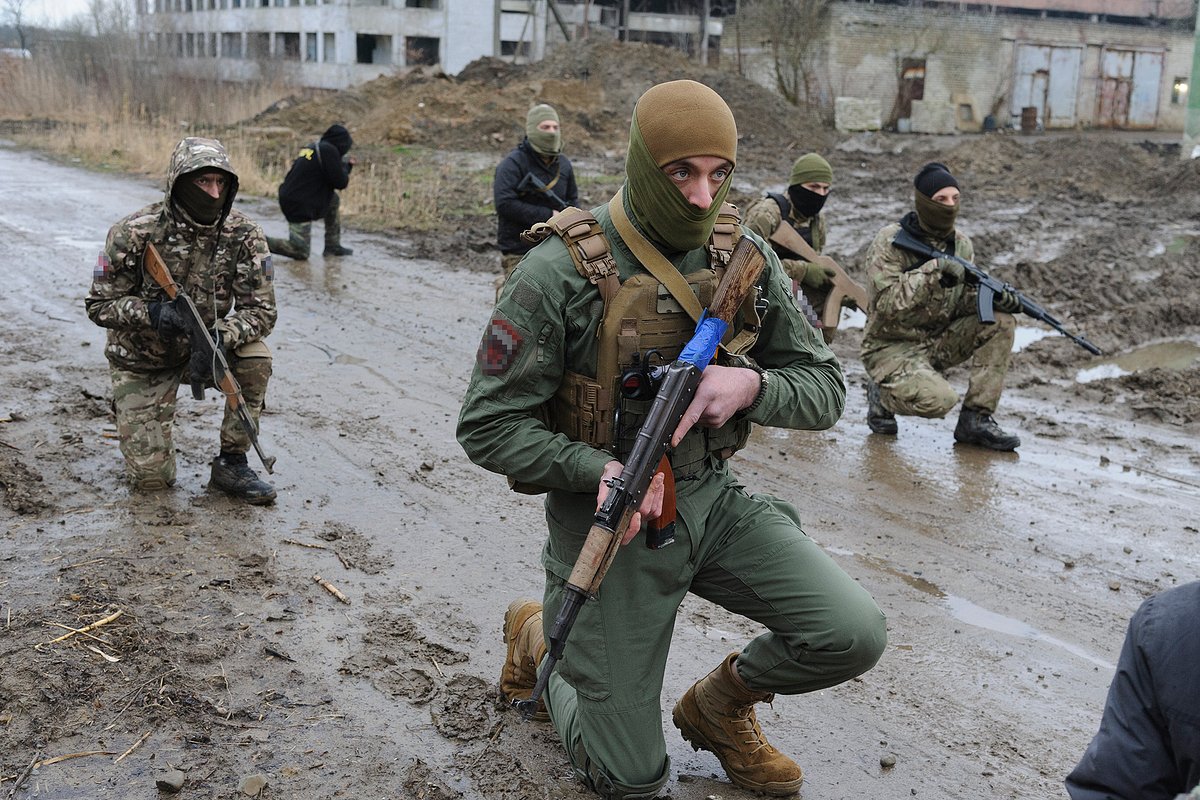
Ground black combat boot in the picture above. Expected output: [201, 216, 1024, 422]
[210, 452, 277, 505]
[954, 407, 1020, 451]
[866, 379, 898, 435]
[323, 245, 353, 256]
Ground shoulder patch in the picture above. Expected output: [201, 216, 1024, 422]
[262, 255, 274, 282]
[477, 317, 524, 376]
[93, 251, 111, 281]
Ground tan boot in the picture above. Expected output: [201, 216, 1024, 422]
[672, 653, 803, 796]
[500, 599, 548, 720]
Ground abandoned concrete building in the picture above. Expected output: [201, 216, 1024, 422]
[135, 0, 1196, 132]
[132, 0, 727, 88]
[728, 0, 1196, 132]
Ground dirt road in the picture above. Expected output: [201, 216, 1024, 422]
[2, 140, 1197, 799]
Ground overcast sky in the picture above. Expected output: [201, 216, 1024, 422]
[17, 0, 95, 27]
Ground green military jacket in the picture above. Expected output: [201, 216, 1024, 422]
[743, 194, 827, 284]
[85, 138, 276, 372]
[860, 222, 975, 359]
[457, 192, 845, 497]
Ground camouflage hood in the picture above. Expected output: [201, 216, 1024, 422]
[165, 137, 240, 226]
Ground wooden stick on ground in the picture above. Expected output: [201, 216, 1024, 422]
[113, 731, 151, 764]
[43, 609, 124, 645]
[6, 750, 39, 797]
[312, 574, 350, 605]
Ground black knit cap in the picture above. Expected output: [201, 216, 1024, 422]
[914, 162, 958, 197]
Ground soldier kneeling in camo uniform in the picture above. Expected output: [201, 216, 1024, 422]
[85, 137, 278, 504]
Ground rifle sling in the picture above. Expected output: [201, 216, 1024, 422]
[607, 188, 707, 324]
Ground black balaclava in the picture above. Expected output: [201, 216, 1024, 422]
[786, 152, 832, 219]
[911, 161, 959, 241]
[322, 124, 353, 156]
[172, 169, 231, 225]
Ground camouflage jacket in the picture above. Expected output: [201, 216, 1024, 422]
[743, 193, 827, 284]
[85, 137, 276, 372]
[860, 221, 975, 358]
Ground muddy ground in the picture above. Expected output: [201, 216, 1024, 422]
[3, 42, 1200, 800]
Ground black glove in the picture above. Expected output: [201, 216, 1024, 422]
[147, 299, 188, 338]
[995, 289, 1022, 314]
[188, 328, 223, 389]
[937, 258, 965, 288]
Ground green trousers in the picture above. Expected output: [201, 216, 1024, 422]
[110, 343, 271, 488]
[539, 460, 887, 799]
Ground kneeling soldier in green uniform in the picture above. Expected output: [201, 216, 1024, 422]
[458, 80, 886, 798]
[861, 161, 1021, 451]
[86, 137, 278, 504]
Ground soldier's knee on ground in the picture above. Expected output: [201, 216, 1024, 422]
[125, 457, 177, 491]
[572, 741, 669, 800]
[885, 373, 959, 419]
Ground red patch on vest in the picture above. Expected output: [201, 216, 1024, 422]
[478, 317, 523, 376]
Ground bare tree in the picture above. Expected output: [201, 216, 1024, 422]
[733, 0, 832, 109]
[3, 0, 30, 52]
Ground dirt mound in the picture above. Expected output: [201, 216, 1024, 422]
[249, 40, 829, 162]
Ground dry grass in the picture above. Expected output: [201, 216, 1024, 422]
[0, 47, 485, 232]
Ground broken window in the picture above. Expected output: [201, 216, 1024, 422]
[1172, 77, 1188, 104]
[406, 36, 438, 66]
[897, 57, 926, 120]
[356, 34, 393, 65]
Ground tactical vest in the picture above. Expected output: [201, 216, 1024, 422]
[523, 203, 762, 480]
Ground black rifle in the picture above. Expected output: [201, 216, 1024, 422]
[892, 227, 1102, 355]
[144, 243, 277, 474]
[513, 236, 767, 720]
[517, 172, 568, 211]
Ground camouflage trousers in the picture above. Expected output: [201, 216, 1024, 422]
[110, 342, 272, 489]
[862, 311, 1015, 417]
[267, 192, 343, 260]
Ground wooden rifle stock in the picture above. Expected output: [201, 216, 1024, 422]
[768, 222, 868, 330]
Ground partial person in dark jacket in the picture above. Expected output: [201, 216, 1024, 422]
[493, 104, 578, 289]
[1066, 580, 1200, 800]
[267, 124, 356, 260]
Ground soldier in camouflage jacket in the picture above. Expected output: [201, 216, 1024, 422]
[85, 137, 278, 503]
[860, 162, 1021, 451]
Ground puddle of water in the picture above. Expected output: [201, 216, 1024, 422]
[1076, 340, 1200, 383]
[843, 552, 1114, 669]
[1013, 325, 1054, 353]
[839, 307, 866, 330]
[945, 594, 1114, 671]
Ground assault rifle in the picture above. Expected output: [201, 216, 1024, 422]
[513, 236, 767, 720]
[143, 243, 277, 473]
[767, 222, 867, 333]
[892, 227, 1102, 355]
[517, 172, 568, 211]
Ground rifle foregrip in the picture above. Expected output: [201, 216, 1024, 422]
[566, 517, 628, 595]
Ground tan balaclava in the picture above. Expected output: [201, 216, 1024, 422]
[625, 80, 737, 252]
[526, 104, 561, 156]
